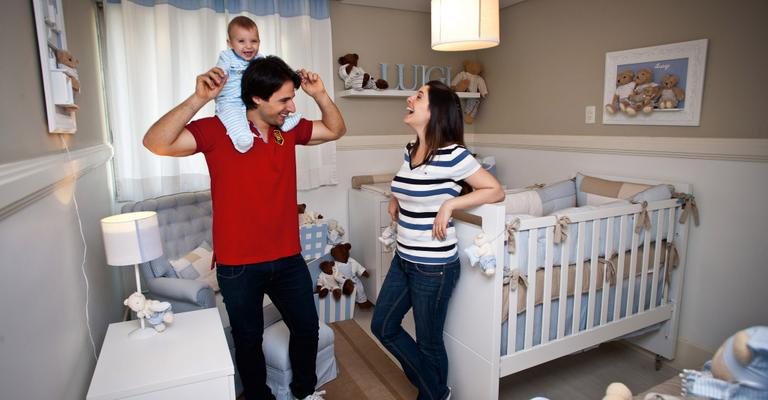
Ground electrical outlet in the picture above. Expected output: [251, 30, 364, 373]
[585, 106, 596, 124]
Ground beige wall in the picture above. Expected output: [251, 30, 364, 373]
[476, 0, 768, 138]
[0, 0, 107, 164]
[330, 2, 473, 135]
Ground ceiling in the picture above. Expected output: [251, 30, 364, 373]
[336, 0, 525, 13]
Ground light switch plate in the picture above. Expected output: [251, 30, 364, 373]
[585, 106, 596, 124]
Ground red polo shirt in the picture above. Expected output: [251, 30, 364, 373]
[187, 116, 312, 265]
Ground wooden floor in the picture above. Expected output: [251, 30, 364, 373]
[351, 307, 679, 400]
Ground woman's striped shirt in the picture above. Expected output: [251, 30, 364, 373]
[391, 143, 481, 265]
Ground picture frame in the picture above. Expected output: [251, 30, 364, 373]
[602, 39, 708, 126]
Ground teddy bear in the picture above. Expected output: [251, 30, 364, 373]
[55, 48, 81, 92]
[317, 260, 343, 300]
[326, 219, 346, 245]
[337, 53, 388, 91]
[330, 243, 373, 309]
[378, 221, 397, 253]
[297, 203, 323, 226]
[681, 325, 768, 399]
[450, 60, 489, 124]
[605, 70, 636, 115]
[463, 233, 496, 276]
[626, 68, 658, 115]
[658, 74, 685, 109]
[123, 292, 174, 332]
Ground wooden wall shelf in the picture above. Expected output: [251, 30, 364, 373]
[338, 89, 480, 99]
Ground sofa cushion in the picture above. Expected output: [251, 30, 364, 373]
[169, 241, 218, 292]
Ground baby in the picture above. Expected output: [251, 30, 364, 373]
[216, 16, 300, 153]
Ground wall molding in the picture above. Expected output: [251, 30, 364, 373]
[0, 144, 113, 220]
[337, 133, 768, 162]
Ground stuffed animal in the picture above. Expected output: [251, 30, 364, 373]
[451, 60, 489, 124]
[463, 233, 496, 276]
[326, 219, 346, 245]
[123, 292, 174, 332]
[337, 53, 388, 91]
[638, 85, 661, 114]
[601, 382, 633, 400]
[605, 70, 636, 115]
[298, 204, 323, 226]
[317, 261, 342, 300]
[681, 326, 768, 399]
[658, 74, 685, 109]
[330, 243, 373, 309]
[378, 221, 397, 252]
[626, 68, 658, 115]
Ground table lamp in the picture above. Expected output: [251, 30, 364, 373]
[101, 211, 163, 338]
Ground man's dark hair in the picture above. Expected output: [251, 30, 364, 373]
[241, 56, 301, 109]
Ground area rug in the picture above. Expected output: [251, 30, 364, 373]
[322, 320, 417, 400]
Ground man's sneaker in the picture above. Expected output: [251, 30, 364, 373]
[295, 390, 326, 400]
[444, 387, 452, 400]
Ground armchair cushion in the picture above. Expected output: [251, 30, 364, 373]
[169, 241, 219, 292]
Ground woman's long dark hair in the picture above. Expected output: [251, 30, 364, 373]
[409, 80, 465, 166]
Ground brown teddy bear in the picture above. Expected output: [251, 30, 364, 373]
[337, 53, 388, 91]
[605, 70, 635, 115]
[330, 243, 373, 309]
[658, 74, 685, 109]
[626, 68, 658, 115]
[450, 60, 488, 124]
[317, 261, 342, 300]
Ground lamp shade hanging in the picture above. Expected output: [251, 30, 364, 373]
[431, 0, 500, 51]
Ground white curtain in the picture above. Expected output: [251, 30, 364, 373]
[103, 0, 337, 201]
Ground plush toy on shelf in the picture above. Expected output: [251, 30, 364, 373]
[317, 261, 342, 300]
[605, 70, 636, 115]
[326, 219, 346, 245]
[463, 233, 496, 276]
[681, 325, 768, 399]
[330, 243, 373, 309]
[337, 53, 388, 91]
[297, 203, 323, 226]
[626, 68, 658, 115]
[451, 60, 489, 124]
[658, 74, 685, 109]
[123, 292, 174, 332]
[378, 221, 397, 253]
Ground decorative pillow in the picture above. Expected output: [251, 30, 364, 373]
[631, 184, 674, 203]
[503, 189, 543, 216]
[169, 241, 219, 292]
[576, 173, 651, 206]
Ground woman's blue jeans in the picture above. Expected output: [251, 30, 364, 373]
[217, 254, 319, 400]
[371, 253, 461, 400]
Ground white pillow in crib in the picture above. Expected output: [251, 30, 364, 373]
[576, 173, 651, 206]
[503, 190, 544, 217]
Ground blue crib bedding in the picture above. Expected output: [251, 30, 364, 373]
[500, 275, 664, 355]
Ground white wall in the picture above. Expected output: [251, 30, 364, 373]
[302, 136, 768, 364]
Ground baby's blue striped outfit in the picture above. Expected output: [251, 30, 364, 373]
[215, 49, 300, 153]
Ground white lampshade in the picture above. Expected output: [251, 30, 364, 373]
[431, 0, 500, 51]
[101, 211, 163, 266]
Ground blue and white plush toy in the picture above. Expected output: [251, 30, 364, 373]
[464, 233, 496, 276]
[124, 292, 174, 332]
[682, 326, 768, 399]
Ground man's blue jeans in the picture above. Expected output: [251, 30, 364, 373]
[371, 253, 461, 400]
[217, 254, 319, 400]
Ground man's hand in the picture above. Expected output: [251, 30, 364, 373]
[297, 69, 326, 99]
[194, 67, 227, 102]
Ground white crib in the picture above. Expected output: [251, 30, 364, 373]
[444, 176, 693, 400]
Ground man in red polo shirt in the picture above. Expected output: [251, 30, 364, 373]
[143, 56, 345, 400]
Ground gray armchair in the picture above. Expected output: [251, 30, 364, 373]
[121, 190, 216, 313]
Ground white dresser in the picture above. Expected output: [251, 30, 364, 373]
[348, 183, 395, 304]
[87, 308, 235, 400]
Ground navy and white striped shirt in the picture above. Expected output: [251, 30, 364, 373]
[391, 143, 481, 265]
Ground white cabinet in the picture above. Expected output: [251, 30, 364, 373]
[87, 308, 235, 400]
[348, 183, 394, 304]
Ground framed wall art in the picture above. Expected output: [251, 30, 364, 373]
[602, 39, 708, 126]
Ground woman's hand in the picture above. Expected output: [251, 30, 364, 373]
[388, 196, 399, 221]
[433, 200, 455, 241]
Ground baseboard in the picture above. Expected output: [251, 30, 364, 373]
[336, 133, 768, 162]
[0, 143, 113, 221]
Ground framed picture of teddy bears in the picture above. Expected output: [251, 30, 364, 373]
[602, 39, 708, 126]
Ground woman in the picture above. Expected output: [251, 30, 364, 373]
[371, 81, 504, 400]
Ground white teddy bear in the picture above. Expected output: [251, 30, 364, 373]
[123, 292, 174, 332]
[378, 221, 397, 253]
[463, 233, 496, 276]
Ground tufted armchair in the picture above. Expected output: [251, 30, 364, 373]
[121, 190, 216, 313]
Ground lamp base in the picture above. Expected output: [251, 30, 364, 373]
[128, 325, 157, 340]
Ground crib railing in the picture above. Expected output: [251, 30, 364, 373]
[505, 198, 683, 355]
